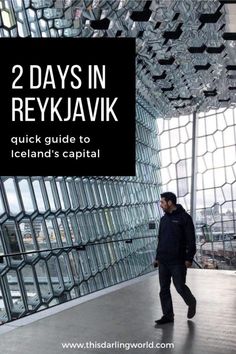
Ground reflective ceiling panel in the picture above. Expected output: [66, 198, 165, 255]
[0, 0, 236, 117]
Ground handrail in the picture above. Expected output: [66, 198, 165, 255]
[0, 235, 157, 262]
[0, 234, 202, 267]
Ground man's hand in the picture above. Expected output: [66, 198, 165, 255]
[185, 261, 192, 268]
[153, 260, 159, 268]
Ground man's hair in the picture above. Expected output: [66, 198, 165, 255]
[160, 192, 177, 205]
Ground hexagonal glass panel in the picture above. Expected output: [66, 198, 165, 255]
[35, 260, 53, 302]
[18, 179, 35, 214]
[4, 178, 21, 216]
[5, 270, 26, 319]
[19, 219, 37, 259]
[32, 179, 47, 213]
[20, 265, 40, 310]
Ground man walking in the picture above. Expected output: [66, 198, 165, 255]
[153, 192, 197, 325]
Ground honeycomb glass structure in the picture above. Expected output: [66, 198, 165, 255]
[1, 0, 236, 116]
[157, 106, 236, 269]
[0, 98, 161, 324]
[1, 0, 236, 324]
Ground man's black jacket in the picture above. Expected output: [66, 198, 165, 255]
[155, 204, 196, 265]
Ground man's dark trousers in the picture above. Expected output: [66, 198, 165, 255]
[159, 263, 195, 318]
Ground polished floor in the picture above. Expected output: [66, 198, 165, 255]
[0, 269, 236, 354]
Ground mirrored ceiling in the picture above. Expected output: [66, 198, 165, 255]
[0, 0, 236, 117]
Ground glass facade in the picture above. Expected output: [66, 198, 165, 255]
[1, 0, 236, 326]
[0, 98, 161, 324]
[157, 107, 236, 269]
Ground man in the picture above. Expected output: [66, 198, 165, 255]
[153, 192, 197, 325]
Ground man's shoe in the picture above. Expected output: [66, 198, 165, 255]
[155, 316, 174, 325]
[187, 298, 197, 319]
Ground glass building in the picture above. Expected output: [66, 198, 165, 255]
[0, 0, 236, 326]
